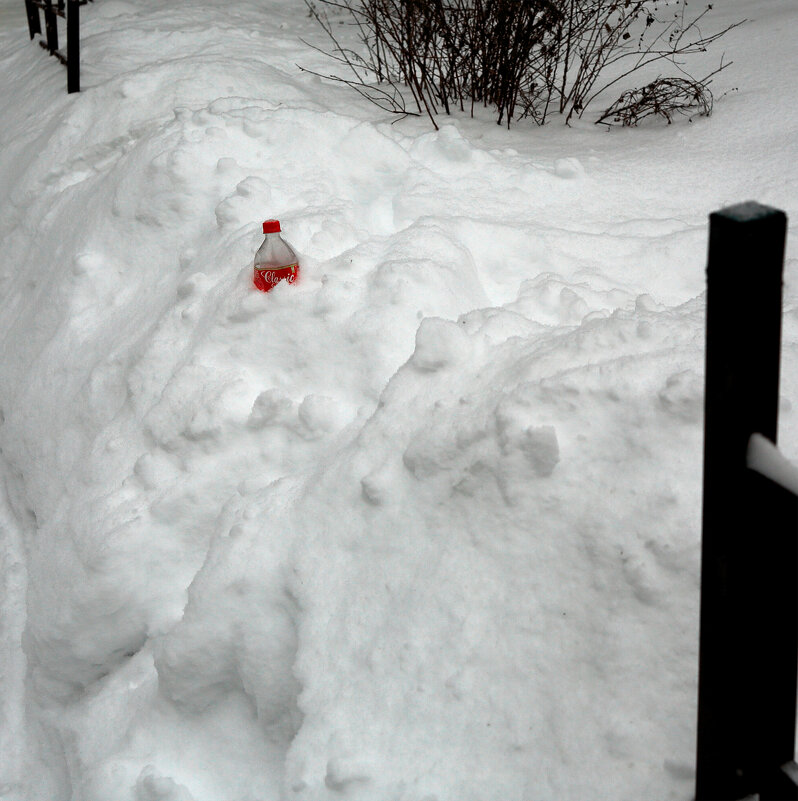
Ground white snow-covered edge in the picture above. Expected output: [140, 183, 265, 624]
[746, 433, 798, 496]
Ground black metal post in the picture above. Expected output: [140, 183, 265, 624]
[24, 0, 41, 39]
[66, 0, 79, 93]
[42, 0, 58, 53]
[696, 201, 797, 800]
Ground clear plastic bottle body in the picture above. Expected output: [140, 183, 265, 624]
[253, 231, 299, 292]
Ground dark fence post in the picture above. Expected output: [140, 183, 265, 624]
[66, 0, 79, 93]
[696, 201, 798, 800]
[24, 0, 41, 39]
[42, 0, 58, 54]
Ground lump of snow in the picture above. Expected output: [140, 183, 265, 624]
[410, 317, 473, 372]
[554, 157, 586, 179]
[135, 767, 195, 801]
[658, 369, 704, 423]
[747, 433, 798, 496]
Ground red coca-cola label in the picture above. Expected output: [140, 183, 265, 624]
[254, 263, 299, 292]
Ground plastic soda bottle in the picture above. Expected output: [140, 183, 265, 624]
[253, 220, 299, 292]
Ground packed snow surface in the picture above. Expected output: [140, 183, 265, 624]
[1, 0, 797, 799]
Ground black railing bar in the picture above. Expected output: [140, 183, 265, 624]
[30, 0, 65, 19]
[37, 39, 68, 66]
[28, 0, 91, 18]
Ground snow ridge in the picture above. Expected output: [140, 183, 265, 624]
[1, 0, 798, 799]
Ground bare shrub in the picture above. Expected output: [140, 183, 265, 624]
[302, 0, 562, 129]
[535, 1, 743, 126]
[595, 74, 717, 126]
[301, 0, 744, 128]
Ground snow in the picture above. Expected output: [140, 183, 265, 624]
[1, 0, 797, 799]
[747, 433, 798, 497]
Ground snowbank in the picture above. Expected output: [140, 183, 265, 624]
[1, 0, 797, 799]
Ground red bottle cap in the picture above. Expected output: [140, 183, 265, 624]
[262, 219, 281, 234]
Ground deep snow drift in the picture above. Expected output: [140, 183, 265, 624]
[1, 0, 797, 799]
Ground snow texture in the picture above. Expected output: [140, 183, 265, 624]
[1, 0, 797, 799]
[747, 433, 798, 497]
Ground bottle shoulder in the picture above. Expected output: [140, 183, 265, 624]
[254, 234, 297, 266]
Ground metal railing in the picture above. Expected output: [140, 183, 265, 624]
[24, 0, 92, 94]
